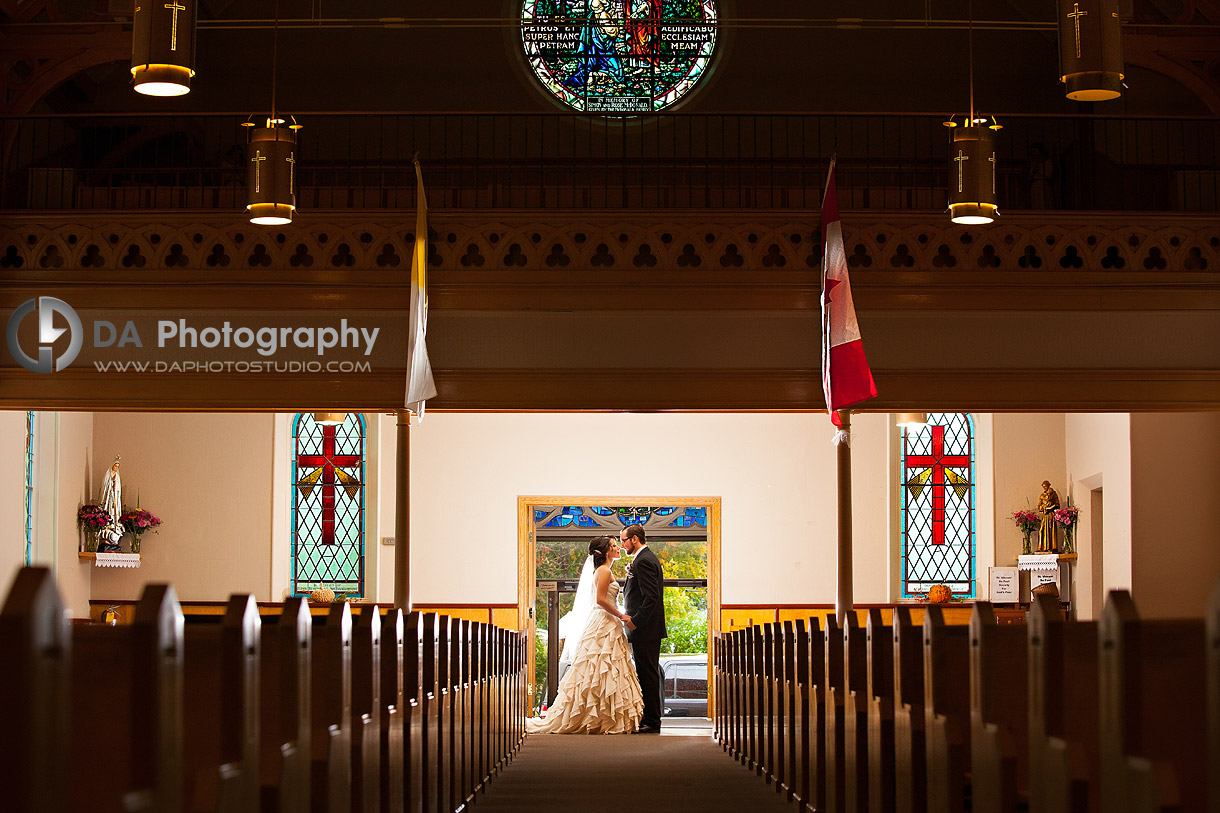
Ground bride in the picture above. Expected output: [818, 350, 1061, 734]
[526, 535, 644, 734]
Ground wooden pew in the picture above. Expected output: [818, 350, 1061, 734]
[866, 608, 895, 813]
[923, 604, 972, 813]
[420, 613, 440, 813]
[893, 606, 927, 813]
[350, 609, 381, 813]
[435, 616, 452, 813]
[712, 631, 724, 746]
[488, 626, 502, 779]
[69, 584, 184, 813]
[1027, 592, 1098, 813]
[182, 595, 260, 813]
[446, 617, 463, 813]
[460, 619, 474, 808]
[824, 613, 846, 813]
[405, 612, 425, 813]
[750, 624, 764, 774]
[259, 598, 312, 813]
[969, 602, 1029, 813]
[1100, 591, 1207, 813]
[762, 622, 777, 785]
[789, 621, 808, 810]
[469, 622, 486, 799]
[1209, 583, 1220, 813]
[380, 609, 405, 813]
[804, 616, 828, 813]
[512, 629, 524, 757]
[732, 629, 745, 764]
[479, 621, 492, 796]
[842, 612, 870, 813]
[311, 602, 353, 813]
[1, 567, 70, 813]
[780, 621, 798, 800]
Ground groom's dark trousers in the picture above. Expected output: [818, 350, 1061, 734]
[623, 545, 667, 730]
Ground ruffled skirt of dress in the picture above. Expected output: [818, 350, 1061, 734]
[526, 609, 643, 735]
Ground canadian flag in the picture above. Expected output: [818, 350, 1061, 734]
[821, 159, 877, 426]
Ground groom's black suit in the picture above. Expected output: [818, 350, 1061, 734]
[622, 545, 666, 729]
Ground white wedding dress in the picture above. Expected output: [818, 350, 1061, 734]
[527, 578, 644, 734]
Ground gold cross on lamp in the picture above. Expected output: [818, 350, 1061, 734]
[163, 2, 187, 51]
[286, 151, 296, 194]
[1067, 3, 1087, 59]
[251, 150, 266, 193]
[954, 149, 969, 193]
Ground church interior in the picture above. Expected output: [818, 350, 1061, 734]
[1, 0, 1218, 811]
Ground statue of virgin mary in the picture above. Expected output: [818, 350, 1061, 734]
[98, 455, 124, 550]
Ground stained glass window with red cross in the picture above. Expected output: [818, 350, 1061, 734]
[292, 413, 365, 597]
[900, 412, 975, 597]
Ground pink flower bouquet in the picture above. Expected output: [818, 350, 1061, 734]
[120, 508, 162, 535]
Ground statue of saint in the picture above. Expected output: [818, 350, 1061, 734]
[97, 456, 124, 552]
[1036, 479, 1060, 553]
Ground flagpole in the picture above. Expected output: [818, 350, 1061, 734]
[393, 410, 412, 612]
[836, 408, 853, 625]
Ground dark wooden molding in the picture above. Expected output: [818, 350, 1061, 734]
[5, 367, 1218, 412]
[2, 267, 1218, 313]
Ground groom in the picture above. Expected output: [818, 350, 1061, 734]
[620, 523, 666, 733]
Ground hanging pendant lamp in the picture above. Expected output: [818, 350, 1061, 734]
[1058, 0, 1124, 101]
[244, 116, 301, 225]
[945, 115, 1002, 224]
[313, 412, 347, 426]
[245, 0, 300, 226]
[131, 0, 197, 96]
[895, 412, 929, 429]
[945, 2, 1000, 225]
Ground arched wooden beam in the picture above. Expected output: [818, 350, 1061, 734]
[2, 27, 128, 117]
[1124, 33, 1220, 116]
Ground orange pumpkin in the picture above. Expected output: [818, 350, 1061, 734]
[927, 584, 952, 604]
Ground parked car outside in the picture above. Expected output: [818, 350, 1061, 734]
[659, 653, 708, 717]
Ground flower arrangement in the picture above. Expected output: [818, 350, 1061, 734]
[1053, 505, 1080, 554]
[120, 507, 161, 554]
[77, 503, 111, 532]
[1011, 509, 1041, 555]
[77, 503, 112, 552]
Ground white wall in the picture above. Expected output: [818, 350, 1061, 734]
[14, 407, 1183, 620]
[90, 413, 276, 601]
[44, 412, 94, 615]
[380, 411, 895, 606]
[1065, 412, 1132, 619]
[991, 413, 1067, 564]
[0, 411, 29, 591]
[1129, 412, 1220, 618]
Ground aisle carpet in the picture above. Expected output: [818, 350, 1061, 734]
[475, 730, 793, 813]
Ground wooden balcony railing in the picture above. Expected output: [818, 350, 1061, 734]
[2, 111, 1217, 212]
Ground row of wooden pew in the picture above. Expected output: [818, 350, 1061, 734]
[1, 567, 529, 813]
[713, 587, 1220, 813]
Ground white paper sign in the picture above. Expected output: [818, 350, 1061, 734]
[1031, 569, 1061, 591]
[989, 567, 1019, 602]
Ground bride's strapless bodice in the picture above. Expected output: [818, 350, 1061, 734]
[606, 580, 621, 601]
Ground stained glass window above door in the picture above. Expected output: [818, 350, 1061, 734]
[521, 0, 718, 114]
[534, 504, 707, 530]
[292, 413, 365, 598]
[900, 412, 976, 597]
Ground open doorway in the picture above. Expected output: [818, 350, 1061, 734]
[516, 496, 722, 726]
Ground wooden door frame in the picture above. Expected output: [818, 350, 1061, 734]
[516, 495, 722, 717]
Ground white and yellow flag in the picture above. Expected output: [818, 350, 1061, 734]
[405, 158, 437, 417]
